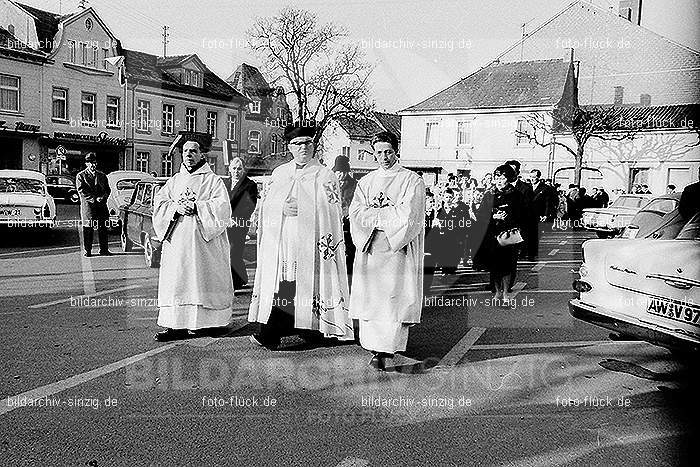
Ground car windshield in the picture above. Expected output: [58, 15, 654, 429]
[0, 178, 44, 194]
[641, 198, 677, 214]
[116, 179, 143, 191]
[611, 196, 644, 208]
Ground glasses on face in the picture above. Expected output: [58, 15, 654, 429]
[289, 140, 313, 147]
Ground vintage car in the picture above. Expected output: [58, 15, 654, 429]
[581, 193, 652, 238]
[107, 171, 156, 229]
[570, 213, 700, 352]
[0, 170, 56, 228]
[46, 175, 80, 204]
[119, 179, 167, 267]
[620, 193, 683, 239]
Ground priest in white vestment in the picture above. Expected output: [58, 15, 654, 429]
[247, 124, 354, 349]
[153, 140, 233, 341]
[349, 131, 425, 370]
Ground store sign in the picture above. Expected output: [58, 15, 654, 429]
[0, 120, 41, 133]
[53, 131, 126, 146]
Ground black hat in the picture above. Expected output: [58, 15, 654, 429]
[283, 123, 316, 142]
[84, 152, 96, 162]
[332, 155, 351, 172]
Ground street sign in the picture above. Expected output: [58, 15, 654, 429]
[55, 145, 66, 157]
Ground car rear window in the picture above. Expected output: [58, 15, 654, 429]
[116, 179, 142, 190]
[0, 178, 44, 194]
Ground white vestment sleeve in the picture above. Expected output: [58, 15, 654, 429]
[195, 176, 232, 242]
[349, 181, 380, 252]
[378, 176, 425, 252]
[153, 178, 179, 240]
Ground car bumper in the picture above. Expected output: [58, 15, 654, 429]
[569, 299, 700, 352]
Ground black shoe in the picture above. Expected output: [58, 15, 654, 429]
[154, 328, 187, 342]
[99, 250, 113, 256]
[249, 334, 278, 349]
[84, 251, 92, 257]
[369, 352, 393, 371]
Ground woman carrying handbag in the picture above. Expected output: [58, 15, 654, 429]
[482, 164, 524, 306]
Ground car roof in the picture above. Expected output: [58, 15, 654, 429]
[135, 179, 167, 186]
[0, 170, 46, 182]
[107, 171, 156, 182]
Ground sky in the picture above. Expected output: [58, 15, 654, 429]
[20, 0, 700, 112]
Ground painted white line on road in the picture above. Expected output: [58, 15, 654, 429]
[559, 240, 567, 245]
[532, 262, 546, 272]
[336, 458, 370, 467]
[28, 284, 142, 309]
[437, 326, 486, 367]
[548, 249, 559, 256]
[471, 340, 611, 350]
[0, 241, 120, 258]
[509, 282, 527, 298]
[0, 342, 179, 416]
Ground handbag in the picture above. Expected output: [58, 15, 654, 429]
[496, 227, 523, 246]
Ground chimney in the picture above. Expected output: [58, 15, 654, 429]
[614, 86, 624, 105]
[640, 93, 651, 106]
[619, 0, 642, 26]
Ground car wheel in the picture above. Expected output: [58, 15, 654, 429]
[121, 226, 133, 252]
[143, 233, 159, 268]
[70, 192, 80, 204]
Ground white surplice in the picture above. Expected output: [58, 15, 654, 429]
[153, 162, 233, 330]
[349, 163, 425, 353]
[248, 159, 354, 339]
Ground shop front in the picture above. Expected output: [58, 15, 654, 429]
[0, 121, 46, 171]
[39, 131, 127, 177]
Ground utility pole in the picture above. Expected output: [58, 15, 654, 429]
[162, 26, 169, 58]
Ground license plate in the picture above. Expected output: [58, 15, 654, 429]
[647, 297, 700, 325]
[0, 209, 20, 217]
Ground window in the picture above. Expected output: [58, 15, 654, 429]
[102, 48, 109, 70]
[277, 107, 285, 121]
[250, 101, 260, 113]
[52, 88, 68, 121]
[161, 152, 173, 177]
[80, 42, 87, 66]
[183, 69, 202, 87]
[68, 40, 76, 63]
[248, 130, 261, 153]
[0, 74, 20, 112]
[185, 108, 197, 132]
[342, 146, 350, 158]
[137, 100, 151, 132]
[516, 119, 534, 145]
[207, 156, 217, 173]
[457, 121, 472, 146]
[270, 135, 278, 155]
[89, 46, 98, 68]
[81, 92, 96, 126]
[226, 114, 236, 140]
[134, 184, 145, 204]
[206, 111, 217, 138]
[424, 121, 439, 147]
[162, 104, 174, 134]
[667, 168, 690, 189]
[136, 152, 150, 173]
[142, 184, 153, 207]
[106, 96, 120, 127]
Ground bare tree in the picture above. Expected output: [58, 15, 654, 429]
[247, 7, 375, 148]
[515, 105, 640, 185]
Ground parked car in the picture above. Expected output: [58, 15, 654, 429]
[570, 213, 700, 352]
[0, 170, 56, 229]
[581, 193, 652, 238]
[46, 175, 79, 204]
[620, 193, 683, 239]
[107, 171, 156, 229]
[119, 179, 167, 267]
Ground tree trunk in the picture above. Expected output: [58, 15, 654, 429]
[574, 145, 584, 186]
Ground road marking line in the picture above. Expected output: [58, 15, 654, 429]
[559, 240, 567, 245]
[532, 262, 546, 272]
[437, 326, 486, 367]
[0, 241, 120, 258]
[548, 249, 559, 256]
[471, 340, 610, 350]
[336, 458, 370, 467]
[28, 284, 142, 309]
[509, 282, 527, 298]
[0, 342, 179, 416]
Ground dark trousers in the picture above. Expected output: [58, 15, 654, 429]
[258, 281, 322, 346]
[83, 219, 109, 253]
[227, 227, 248, 289]
[343, 217, 355, 288]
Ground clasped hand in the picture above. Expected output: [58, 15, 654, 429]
[283, 196, 298, 217]
[176, 200, 196, 216]
[493, 210, 507, 221]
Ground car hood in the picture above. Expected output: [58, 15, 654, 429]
[0, 193, 47, 208]
[583, 207, 637, 215]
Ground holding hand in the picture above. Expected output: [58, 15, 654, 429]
[283, 196, 298, 217]
[493, 210, 507, 221]
[176, 200, 196, 216]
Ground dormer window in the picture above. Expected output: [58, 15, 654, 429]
[183, 69, 203, 88]
[250, 101, 261, 114]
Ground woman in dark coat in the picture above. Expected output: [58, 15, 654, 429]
[481, 164, 523, 303]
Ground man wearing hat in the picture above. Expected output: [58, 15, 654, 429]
[247, 123, 354, 348]
[75, 152, 112, 257]
[333, 154, 357, 285]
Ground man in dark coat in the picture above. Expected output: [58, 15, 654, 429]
[435, 188, 470, 274]
[679, 167, 700, 220]
[333, 155, 358, 285]
[528, 169, 555, 260]
[76, 153, 111, 257]
[506, 160, 535, 261]
[224, 157, 258, 291]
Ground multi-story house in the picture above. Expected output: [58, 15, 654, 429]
[122, 50, 248, 176]
[226, 63, 290, 175]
